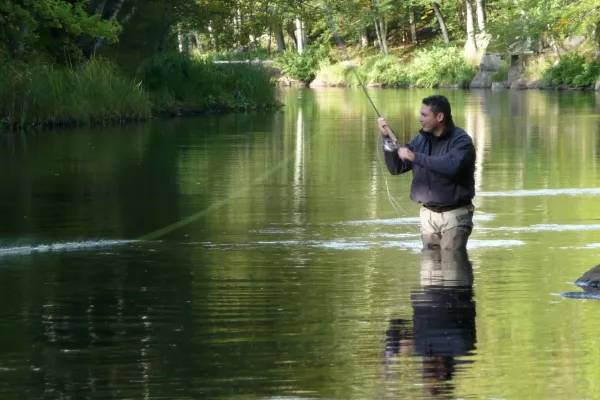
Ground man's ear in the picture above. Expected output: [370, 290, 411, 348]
[436, 112, 445, 123]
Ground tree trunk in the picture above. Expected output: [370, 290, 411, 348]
[431, 3, 450, 44]
[177, 24, 184, 52]
[232, 8, 244, 47]
[373, 0, 388, 56]
[376, 17, 388, 55]
[361, 28, 369, 48]
[465, 0, 477, 51]
[550, 34, 561, 58]
[157, 0, 172, 52]
[286, 23, 297, 48]
[267, 26, 272, 53]
[595, 20, 600, 61]
[91, 0, 125, 55]
[475, 0, 486, 33]
[409, 7, 417, 44]
[14, 24, 30, 58]
[208, 21, 218, 50]
[374, 18, 383, 51]
[191, 31, 203, 53]
[274, 24, 286, 52]
[93, 0, 107, 16]
[295, 17, 304, 54]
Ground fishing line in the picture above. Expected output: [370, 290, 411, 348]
[136, 152, 295, 241]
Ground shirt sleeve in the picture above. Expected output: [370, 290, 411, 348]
[383, 136, 419, 175]
[412, 135, 475, 177]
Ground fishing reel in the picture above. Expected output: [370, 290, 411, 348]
[382, 136, 400, 152]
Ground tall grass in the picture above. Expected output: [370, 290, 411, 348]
[138, 52, 281, 114]
[0, 58, 151, 130]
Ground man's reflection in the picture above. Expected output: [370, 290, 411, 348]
[384, 250, 477, 398]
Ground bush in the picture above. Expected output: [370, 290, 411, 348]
[491, 64, 509, 82]
[542, 53, 600, 87]
[312, 45, 476, 88]
[408, 45, 477, 87]
[275, 46, 329, 83]
[137, 52, 281, 113]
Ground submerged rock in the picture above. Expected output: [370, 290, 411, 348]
[574, 264, 600, 288]
[560, 264, 600, 299]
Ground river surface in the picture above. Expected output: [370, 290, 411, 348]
[1, 88, 600, 399]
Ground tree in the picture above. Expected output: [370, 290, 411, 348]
[0, 0, 121, 60]
[431, 2, 450, 44]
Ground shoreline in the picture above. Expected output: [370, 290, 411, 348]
[2, 83, 596, 134]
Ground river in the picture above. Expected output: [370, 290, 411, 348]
[0, 88, 599, 399]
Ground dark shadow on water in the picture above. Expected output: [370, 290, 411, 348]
[384, 249, 477, 399]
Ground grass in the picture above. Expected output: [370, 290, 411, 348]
[138, 52, 281, 115]
[312, 44, 478, 88]
[0, 58, 151, 130]
[0, 53, 281, 131]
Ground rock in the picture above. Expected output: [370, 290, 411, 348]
[510, 78, 528, 90]
[439, 83, 463, 89]
[481, 53, 504, 71]
[491, 82, 507, 90]
[575, 264, 600, 288]
[470, 71, 493, 88]
[309, 77, 327, 88]
[527, 80, 542, 89]
[562, 35, 586, 52]
[470, 53, 505, 89]
[557, 84, 569, 90]
[507, 65, 523, 86]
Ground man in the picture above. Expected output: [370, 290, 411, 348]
[378, 95, 476, 250]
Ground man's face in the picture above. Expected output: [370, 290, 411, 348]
[419, 104, 443, 133]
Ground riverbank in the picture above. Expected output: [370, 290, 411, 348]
[0, 54, 282, 132]
[274, 44, 600, 93]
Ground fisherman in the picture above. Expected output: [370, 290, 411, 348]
[378, 95, 476, 251]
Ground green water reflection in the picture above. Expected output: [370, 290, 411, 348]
[0, 88, 599, 399]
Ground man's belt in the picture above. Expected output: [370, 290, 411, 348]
[423, 201, 471, 213]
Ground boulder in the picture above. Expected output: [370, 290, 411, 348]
[470, 53, 505, 89]
[309, 76, 328, 88]
[510, 78, 528, 90]
[491, 82, 507, 90]
[575, 264, 600, 288]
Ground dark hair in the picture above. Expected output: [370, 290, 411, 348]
[422, 95, 453, 124]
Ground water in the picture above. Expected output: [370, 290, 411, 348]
[1, 88, 600, 399]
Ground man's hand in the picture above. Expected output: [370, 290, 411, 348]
[378, 117, 390, 136]
[398, 147, 414, 162]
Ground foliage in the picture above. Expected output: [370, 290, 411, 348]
[541, 53, 600, 87]
[408, 45, 477, 87]
[491, 64, 509, 82]
[0, 57, 150, 130]
[137, 52, 280, 114]
[0, 0, 122, 61]
[523, 55, 553, 81]
[315, 45, 476, 88]
[275, 45, 329, 82]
